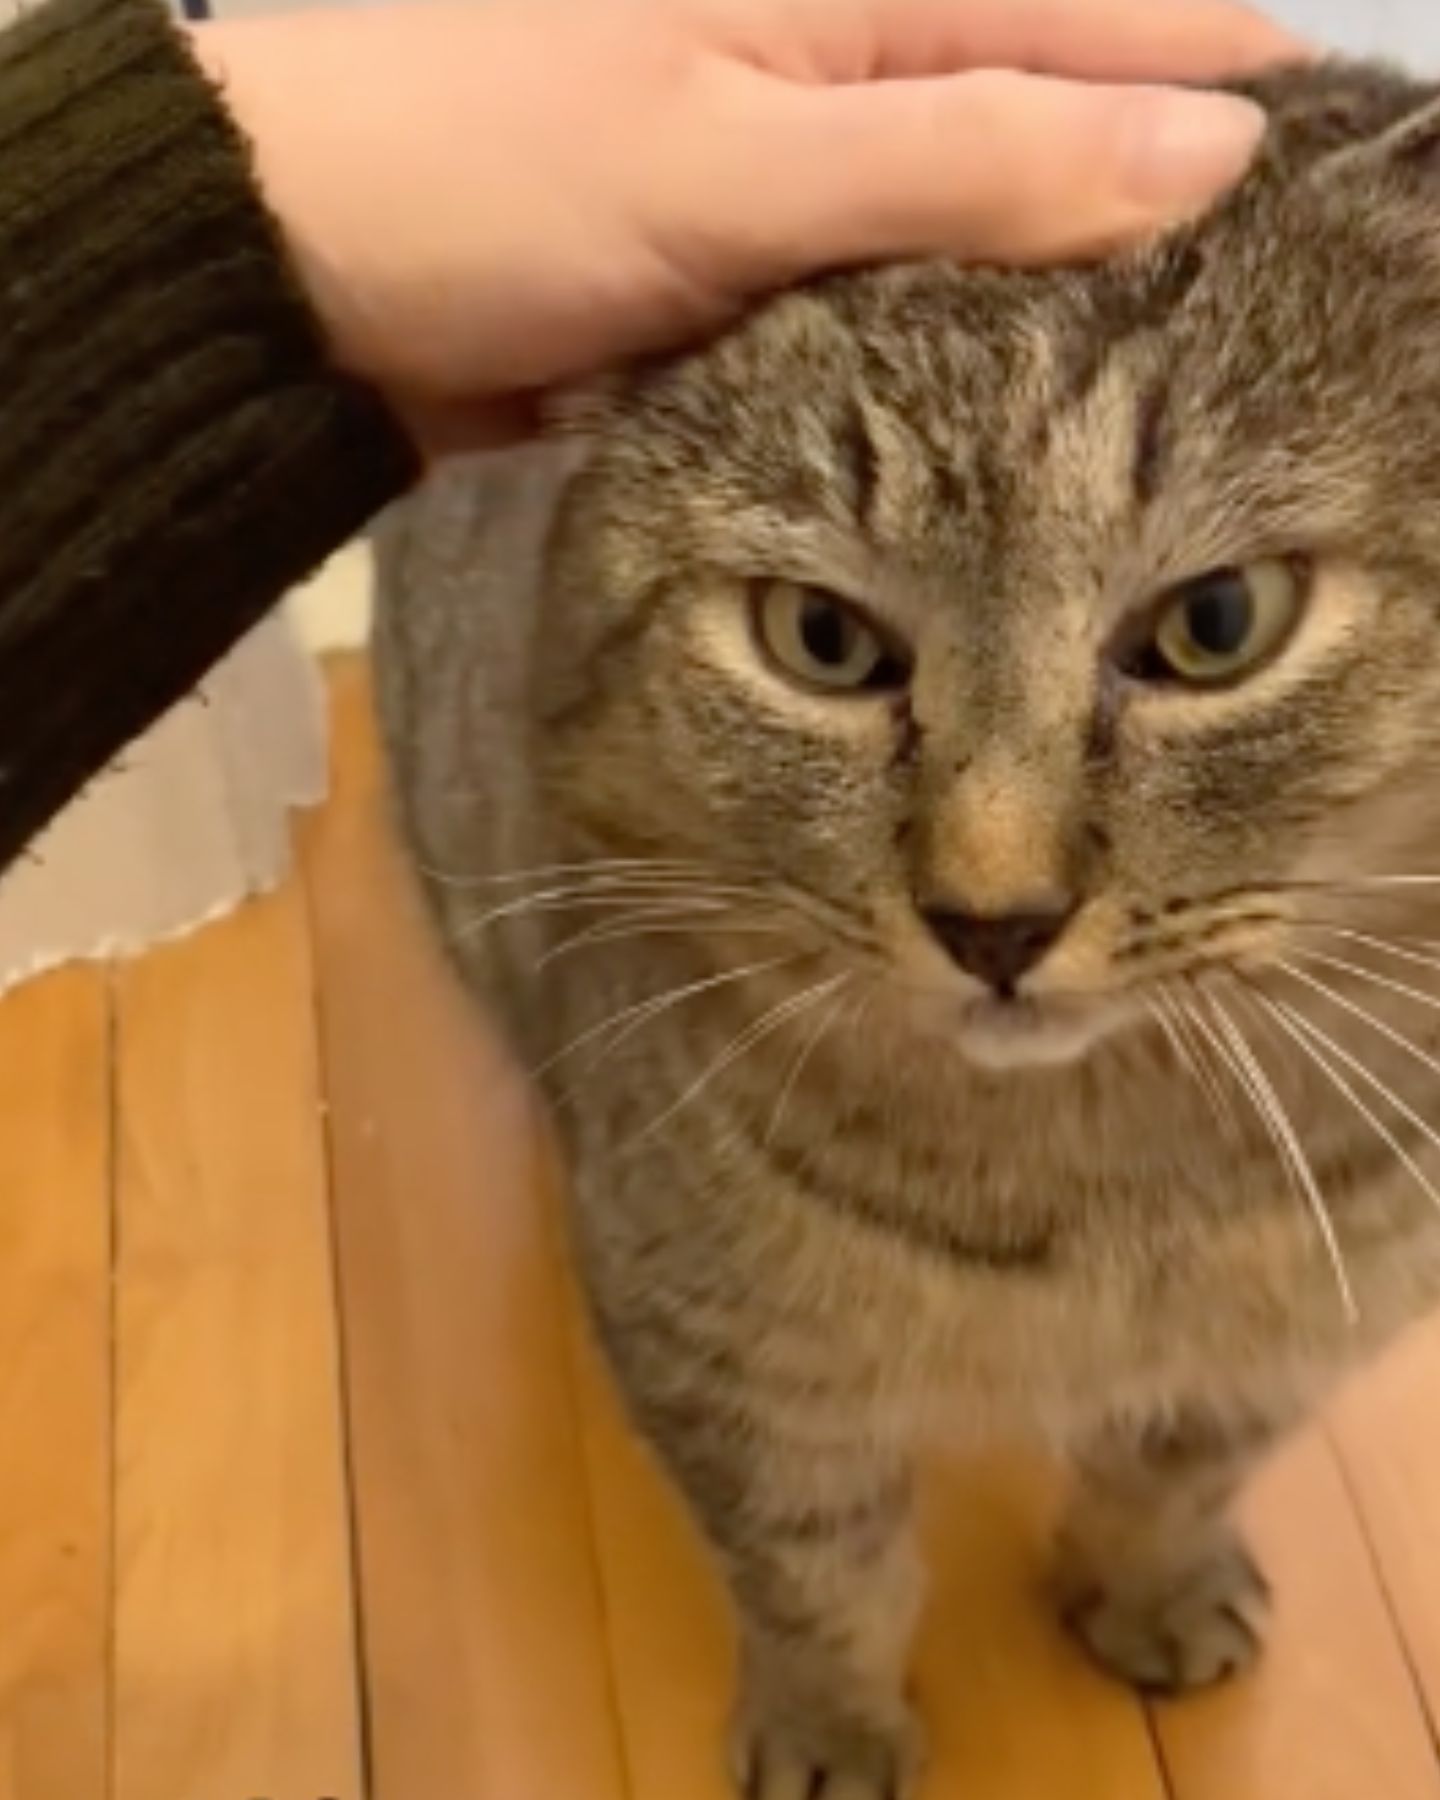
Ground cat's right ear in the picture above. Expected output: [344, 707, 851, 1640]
[1319, 89, 1440, 188]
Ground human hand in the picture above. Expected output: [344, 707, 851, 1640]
[193, 0, 1304, 450]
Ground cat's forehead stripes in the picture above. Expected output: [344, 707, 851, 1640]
[590, 54, 1440, 674]
[1130, 379, 1173, 512]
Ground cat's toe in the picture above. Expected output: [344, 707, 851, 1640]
[731, 1704, 922, 1800]
[1057, 1535, 1272, 1695]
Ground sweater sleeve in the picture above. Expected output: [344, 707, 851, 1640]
[0, 0, 419, 871]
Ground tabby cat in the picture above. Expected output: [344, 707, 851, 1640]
[376, 61, 1440, 1799]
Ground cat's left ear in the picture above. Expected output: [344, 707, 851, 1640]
[544, 370, 635, 441]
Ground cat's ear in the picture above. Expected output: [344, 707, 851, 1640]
[544, 370, 632, 440]
[1322, 91, 1440, 186]
[1237, 64, 1440, 171]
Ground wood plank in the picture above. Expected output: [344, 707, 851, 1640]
[0, 967, 109, 1800]
[1332, 1321, 1440, 1736]
[1156, 1427, 1440, 1800]
[302, 659, 626, 1800]
[916, 1455, 1167, 1800]
[308, 658, 1440, 1800]
[569, 1317, 1168, 1800]
[563, 1303, 736, 1800]
[110, 885, 363, 1800]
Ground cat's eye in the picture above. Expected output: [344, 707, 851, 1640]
[752, 581, 910, 694]
[1125, 558, 1308, 688]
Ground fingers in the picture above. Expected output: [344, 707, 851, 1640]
[877, 0, 1307, 81]
[749, 69, 1266, 270]
[726, 0, 1308, 85]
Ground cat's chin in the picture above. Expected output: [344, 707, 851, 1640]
[947, 995, 1121, 1073]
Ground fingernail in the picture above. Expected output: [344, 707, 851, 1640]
[1122, 92, 1268, 211]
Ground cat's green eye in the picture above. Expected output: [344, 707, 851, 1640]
[1129, 559, 1306, 688]
[752, 581, 910, 695]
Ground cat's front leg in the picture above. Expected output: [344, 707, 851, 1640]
[1053, 1404, 1287, 1695]
[623, 1356, 925, 1799]
[727, 1488, 925, 1800]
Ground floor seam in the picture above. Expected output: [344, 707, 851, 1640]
[300, 826, 379, 1800]
[102, 964, 119, 1800]
[543, 1170, 638, 1800]
[1324, 1418, 1440, 1768]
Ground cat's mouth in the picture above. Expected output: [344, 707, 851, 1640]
[951, 991, 1121, 1072]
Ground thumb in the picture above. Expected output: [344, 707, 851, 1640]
[747, 70, 1267, 271]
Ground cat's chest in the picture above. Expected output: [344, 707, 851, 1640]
[749, 1050, 1440, 1431]
[567, 957, 1440, 1427]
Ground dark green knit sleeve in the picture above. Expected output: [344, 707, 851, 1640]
[0, 0, 419, 871]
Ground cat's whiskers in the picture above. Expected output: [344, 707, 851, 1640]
[1275, 958, 1440, 1080]
[540, 918, 788, 967]
[534, 901, 787, 971]
[439, 863, 881, 960]
[626, 971, 851, 1153]
[1325, 874, 1440, 890]
[1288, 946, 1440, 1017]
[420, 855, 717, 890]
[1245, 986, 1440, 1232]
[1265, 970, 1440, 1153]
[765, 977, 858, 1149]
[773, 989, 875, 1201]
[1145, 990, 1200, 1081]
[1290, 923, 1440, 976]
[456, 876, 773, 942]
[1190, 988, 1358, 1323]
[1174, 990, 1257, 1140]
[531, 950, 805, 1085]
[1146, 987, 1240, 1136]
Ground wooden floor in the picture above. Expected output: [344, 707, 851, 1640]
[6, 657, 1440, 1800]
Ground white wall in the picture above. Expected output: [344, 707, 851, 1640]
[0, 0, 1427, 61]
[190, 0, 1435, 62]
[1269, 0, 1440, 63]
[196, 0, 1440, 64]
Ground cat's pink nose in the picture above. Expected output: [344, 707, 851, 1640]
[923, 903, 1074, 995]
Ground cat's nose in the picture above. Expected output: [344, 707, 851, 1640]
[922, 902, 1075, 994]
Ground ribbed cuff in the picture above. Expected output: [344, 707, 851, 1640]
[0, 0, 419, 870]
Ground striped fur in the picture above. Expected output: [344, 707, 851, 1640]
[377, 63, 1440, 1797]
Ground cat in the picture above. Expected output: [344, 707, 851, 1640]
[375, 60, 1440, 1800]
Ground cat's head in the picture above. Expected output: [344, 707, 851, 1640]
[533, 62, 1440, 1072]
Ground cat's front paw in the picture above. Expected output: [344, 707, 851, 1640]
[1056, 1531, 1272, 1696]
[730, 1697, 923, 1800]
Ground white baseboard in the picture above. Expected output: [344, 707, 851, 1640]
[290, 541, 374, 652]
